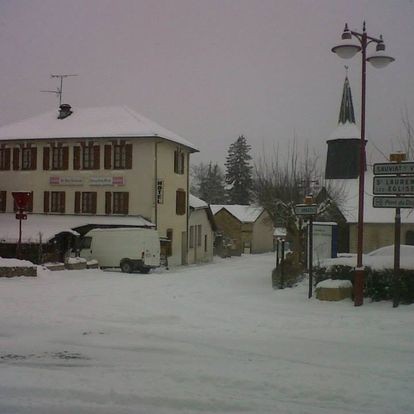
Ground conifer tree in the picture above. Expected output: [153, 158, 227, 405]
[225, 135, 253, 204]
[199, 162, 226, 204]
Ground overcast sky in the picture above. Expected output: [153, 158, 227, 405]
[1, 0, 413, 167]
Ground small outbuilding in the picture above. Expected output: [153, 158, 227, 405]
[187, 195, 217, 264]
[211, 205, 274, 256]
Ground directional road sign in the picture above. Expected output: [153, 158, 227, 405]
[294, 204, 318, 216]
[373, 162, 414, 175]
[373, 196, 414, 209]
[373, 176, 414, 195]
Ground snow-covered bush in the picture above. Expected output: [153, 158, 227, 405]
[314, 265, 414, 304]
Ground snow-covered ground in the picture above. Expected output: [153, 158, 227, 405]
[0, 253, 413, 414]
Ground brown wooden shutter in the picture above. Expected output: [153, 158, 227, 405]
[125, 144, 132, 169]
[74, 191, 81, 213]
[92, 192, 97, 214]
[60, 192, 66, 213]
[93, 145, 100, 169]
[62, 147, 69, 170]
[176, 190, 186, 215]
[181, 153, 185, 174]
[0, 191, 6, 212]
[43, 147, 50, 170]
[12, 148, 20, 170]
[104, 145, 112, 169]
[105, 192, 112, 214]
[43, 191, 50, 213]
[73, 147, 81, 170]
[4, 149, 11, 170]
[174, 151, 178, 173]
[124, 192, 129, 214]
[30, 148, 37, 170]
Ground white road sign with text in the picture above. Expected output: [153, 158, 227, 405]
[373, 176, 414, 195]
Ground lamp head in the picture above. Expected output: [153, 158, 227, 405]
[366, 39, 395, 68]
[341, 23, 352, 40]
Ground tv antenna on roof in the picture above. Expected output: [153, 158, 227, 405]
[41, 74, 78, 107]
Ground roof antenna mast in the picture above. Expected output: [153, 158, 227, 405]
[41, 74, 78, 107]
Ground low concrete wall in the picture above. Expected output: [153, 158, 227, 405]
[0, 266, 37, 277]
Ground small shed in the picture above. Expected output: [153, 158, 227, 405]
[211, 205, 274, 256]
[188, 195, 217, 264]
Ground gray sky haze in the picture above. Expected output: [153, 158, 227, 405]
[1, 0, 413, 166]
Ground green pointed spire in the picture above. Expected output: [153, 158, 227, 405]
[338, 76, 356, 124]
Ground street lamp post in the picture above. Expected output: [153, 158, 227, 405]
[332, 22, 394, 306]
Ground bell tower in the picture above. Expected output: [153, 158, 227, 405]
[325, 74, 362, 179]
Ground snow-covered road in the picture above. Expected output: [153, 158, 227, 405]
[0, 253, 413, 413]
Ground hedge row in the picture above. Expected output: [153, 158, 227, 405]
[314, 265, 414, 304]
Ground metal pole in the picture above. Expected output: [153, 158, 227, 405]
[393, 201, 402, 307]
[276, 238, 280, 268]
[354, 27, 367, 307]
[17, 215, 22, 259]
[308, 217, 313, 299]
[280, 240, 285, 289]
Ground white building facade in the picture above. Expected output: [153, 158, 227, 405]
[0, 105, 198, 266]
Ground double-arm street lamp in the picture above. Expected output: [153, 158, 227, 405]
[332, 22, 394, 306]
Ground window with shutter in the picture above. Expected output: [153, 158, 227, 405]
[104, 145, 112, 169]
[51, 192, 65, 213]
[174, 150, 185, 174]
[80, 192, 97, 214]
[13, 148, 20, 170]
[44, 191, 50, 213]
[74, 191, 81, 213]
[176, 189, 186, 215]
[43, 147, 50, 170]
[0, 191, 6, 212]
[113, 192, 129, 214]
[93, 145, 100, 169]
[105, 192, 112, 214]
[0, 149, 11, 170]
[73, 147, 81, 170]
[51, 147, 68, 170]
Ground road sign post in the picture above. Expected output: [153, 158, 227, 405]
[373, 154, 408, 308]
[11, 191, 31, 259]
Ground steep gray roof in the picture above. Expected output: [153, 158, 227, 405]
[338, 76, 356, 125]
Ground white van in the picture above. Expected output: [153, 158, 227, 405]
[79, 227, 160, 273]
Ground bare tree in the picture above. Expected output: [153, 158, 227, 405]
[253, 141, 343, 265]
[398, 108, 414, 159]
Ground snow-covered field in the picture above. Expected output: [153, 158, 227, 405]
[0, 253, 413, 414]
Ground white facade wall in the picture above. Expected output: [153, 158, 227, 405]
[0, 138, 191, 266]
[188, 208, 214, 264]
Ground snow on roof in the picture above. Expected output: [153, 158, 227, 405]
[211, 205, 264, 223]
[0, 214, 154, 243]
[329, 121, 360, 140]
[189, 194, 208, 209]
[0, 106, 198, 152]
[327, 168, 414, 224]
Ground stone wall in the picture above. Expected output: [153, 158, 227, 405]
[0, 266, 37, 277]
